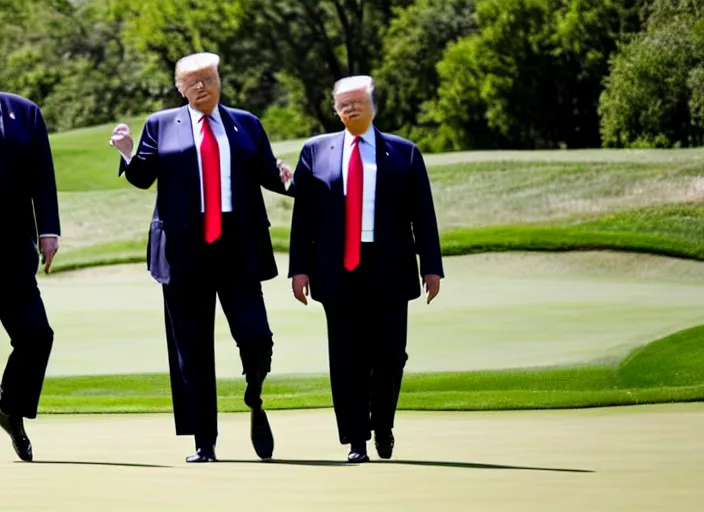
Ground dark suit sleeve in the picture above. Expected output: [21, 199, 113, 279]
[288, 144, 314, 277]
[409, 144, 444, 278]
[255, 118, 295, 197]
[31, 105, 60, 236]
[118, 118, 159, 189]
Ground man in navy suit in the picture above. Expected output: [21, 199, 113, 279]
[0, 92, 61, 462]
[110, 52, 293, 463]
[288, 75, 444, 462]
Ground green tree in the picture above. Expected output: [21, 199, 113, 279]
[372, 0, 477, 140]
[241, 0, 413, 132]
[642, 0, 704, 27]
[418, 35, 497, 152]
[0, 0, 160, 131]
[423, 0, 643, 151]
[598, 0, 704, 147]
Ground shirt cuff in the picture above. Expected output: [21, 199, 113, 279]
[39, 234, 60, 238]
[120, 151, 132, 165]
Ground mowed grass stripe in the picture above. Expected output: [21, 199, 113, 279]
[37, 323, 704, 413]
[50, 204, 704, 273]
[37, 387, 704, 414]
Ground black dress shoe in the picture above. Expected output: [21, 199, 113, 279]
[374, 430, 394, 460]
[251, 408, 274, 460]
[186, 447, 216, 463]
[0, 410, 32, 462]
[347, 442, 369, 463]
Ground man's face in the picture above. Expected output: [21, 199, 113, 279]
[178, 66, 220, 114]
[335, 88, 374, 135]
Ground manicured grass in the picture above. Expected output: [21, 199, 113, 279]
[618, 324, 704, 388]
[37, 324, 704, 414]
[50, 204, 704, 273]
[50, 116, 704, 258]
[19, 252, 704, 379]
[37, 121, 704, 415]
[439, 205, 704, 260]
[438, 203, 704, 260]
[51, 116, 148, 192]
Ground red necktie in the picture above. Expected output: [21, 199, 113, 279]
[344, 136, 363, 271]
[200, 115, 221, 243]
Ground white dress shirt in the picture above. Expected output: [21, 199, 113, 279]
[342, 125, 377, 242]
[120, 105, 233, 212]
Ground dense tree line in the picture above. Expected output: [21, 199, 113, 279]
[1, 0, 702, 151]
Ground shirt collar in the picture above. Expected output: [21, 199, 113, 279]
[188, 104, 221, 124]
[344, 124, 375, 148]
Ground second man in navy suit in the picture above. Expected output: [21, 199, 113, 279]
[109, 52, 293, 463]
[288, 75, 444, 462]
[0, 92, 61, 462]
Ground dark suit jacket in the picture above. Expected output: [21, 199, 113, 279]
[0, 92, 60, 275]
[119, 104, 293, 286]
[288, 127, 444, 303]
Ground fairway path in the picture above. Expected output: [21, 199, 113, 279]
[1, 404, 702, 511]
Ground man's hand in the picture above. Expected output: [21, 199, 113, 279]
[39, 236, 59, 274]
[277, 159, 293, 189]
[110, 123, 134, 157]
[292, 274, 310, 305]
[423, 274, 441, 304]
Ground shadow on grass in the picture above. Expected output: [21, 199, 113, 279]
[21, 460, 170, 468]
[218, 458, 349, 467]
[18, 458, 593, 473]
[370, 459, 593, 473]
[217, 458, 593, 473]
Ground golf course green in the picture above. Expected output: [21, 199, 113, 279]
[1, 405, 703, 511]
[1, 119, 703, 412]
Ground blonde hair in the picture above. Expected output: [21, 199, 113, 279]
[332, 75, 375, 99]
[332, 75, 376, 114]
[175, 52, 221, 91]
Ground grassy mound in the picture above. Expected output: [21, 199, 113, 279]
[618, 324, 704, 388]
[440, 203, 704, 260]
[37, 323, 704, 414]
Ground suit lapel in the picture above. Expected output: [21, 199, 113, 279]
[324, 131, 345, 236]
[374, 126, 390, 182]
[329, 131, 345, 196]
[218, 105, 242, 204]
[174, 106, 201, 213]
[0, 97, 14, 169]
[373, 127, 392, 240]
[0, 97, 5, 143]
[218, 104, 239, 141]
